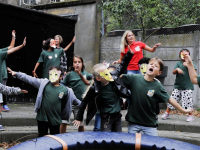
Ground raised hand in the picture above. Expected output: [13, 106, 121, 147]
[72, 36, 76, 43]
[12, 30, 16, 38]
[22, 37, 26, 47]
[74, 69, 81, 76]
[128, 45, 134, 54]
[7, 67, 16, 76]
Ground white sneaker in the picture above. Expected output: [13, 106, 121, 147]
[186, 115, 194, 122]
[161, 112, 169, 120]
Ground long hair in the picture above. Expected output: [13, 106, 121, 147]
[70, 55, 85, 72]
[120, 30, 135, 53]
[43, 38, 52, 50]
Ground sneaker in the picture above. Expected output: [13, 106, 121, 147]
[186, 115, 194, 122]
[0, 124, 5, 131]
[2, 105, 10, 112]
[161, 112, 169, 120]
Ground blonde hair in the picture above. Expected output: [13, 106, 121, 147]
[149, 57, 164, 71]
[54, 35, 63, 43]
[92, 63, 107, 78]
[120, 30, 135, 53]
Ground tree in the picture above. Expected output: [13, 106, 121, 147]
[101, 0, 200, 41]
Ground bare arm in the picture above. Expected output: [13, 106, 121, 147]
[8, 30, 16, 50]
[112, 55, 124, 65]
[7, 37, 26, 55]
[63, 36, 76, 51]
[144, 43, 161, 52]
[168, 97, 194, 113]
[32, 62, 40, 77]
[183, 54, 198, 84]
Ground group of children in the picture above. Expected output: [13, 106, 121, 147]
[0, 30, 196, 138]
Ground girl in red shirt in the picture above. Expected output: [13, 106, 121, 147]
[113, 30, 161, 74]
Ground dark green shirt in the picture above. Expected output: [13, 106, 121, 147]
[0, 51, 7, 83]
[122, 74, 170, 127]
[0, 47, 8, 81]
[36, 83, 68, 126]
[63, 70, 92, 100]
[99, 82, 121, 114]
[174, 61, 197, 90]
[38, 49, 64, 78]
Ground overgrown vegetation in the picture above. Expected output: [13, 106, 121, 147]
[101, 0, 200, 41]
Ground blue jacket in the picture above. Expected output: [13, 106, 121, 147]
[15, 72, 81, 120]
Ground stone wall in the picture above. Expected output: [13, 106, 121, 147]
[100, 31, 200, 108]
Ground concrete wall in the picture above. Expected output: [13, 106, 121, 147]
[34, 0, 101, 73]
[100, 31, 200, 108]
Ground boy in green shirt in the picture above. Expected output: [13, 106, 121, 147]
[121, 57, 194, 136]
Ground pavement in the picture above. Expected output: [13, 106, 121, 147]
[0, 103, 200, 146]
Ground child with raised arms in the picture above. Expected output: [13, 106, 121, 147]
[73, 49, 134, 132]
[7, 66, 81, 137]
[32, 36, 75, 78]
[120, 57, 194, 136]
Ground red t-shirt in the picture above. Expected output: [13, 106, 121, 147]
[121, 41, 146, 70]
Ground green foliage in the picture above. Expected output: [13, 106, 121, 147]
[101, 0, 200, 40]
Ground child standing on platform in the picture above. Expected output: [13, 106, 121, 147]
[162, 49, 196, 122]
[54, 35, 75, 77]
[121, 57, 194, 136]
[32, 37, 75, 78]
[60, 55, 92, 133]
[73, 50, 134, 132]
[0, 30, 16, 112]
[8, 66, 81, 137]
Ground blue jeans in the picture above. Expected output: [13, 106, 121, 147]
[127, 70, 141, 75]
[128, 122, 157, 136]
[93, 113, 101, 131]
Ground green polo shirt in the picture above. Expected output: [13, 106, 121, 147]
[36, 83, 68, 126]
[0, 51, 8, 83]
[122, 74, 170, 127]
[63, 70, 92, 100]
[38, 49, 64, 78]
[0, 47, 8, 81]
[174, 61, 197, 90]
[99, 82, 121, 114]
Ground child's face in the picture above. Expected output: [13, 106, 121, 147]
[73, 57, 83, 71]
[126, 32, 135, 43]
[180, 50, 189, 61]
[50, 39, 56, 48]
[49, 68, 62, 84]
[99, 69, 114, 82]
[146, 60, 162, 77]
[54, 37, 60, 45]
[139, 63, 148, 75]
